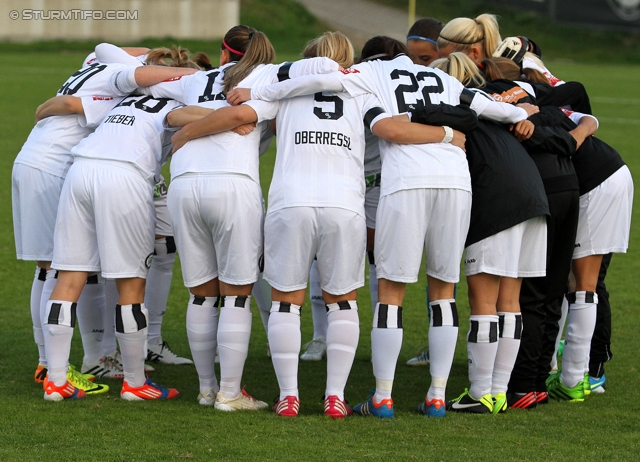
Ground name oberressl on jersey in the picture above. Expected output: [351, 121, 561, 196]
[250, 89, 388, 216]
[72, 94, 182, 184]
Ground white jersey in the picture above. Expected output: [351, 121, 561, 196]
[14, 56, 141, 178]
[168, 58, 340, 182]
[251, 54, 528, 197]
[255, 91, 388, 216]
[72, 94, 182, 184]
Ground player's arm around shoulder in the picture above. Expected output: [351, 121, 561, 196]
[35, 95, 84, 122]
[371, 113, 466, 151]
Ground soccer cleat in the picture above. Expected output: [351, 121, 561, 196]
[272, 396, 300, 417]
[507, 391, 538, 409]
[589, 374, 606, 394]
[546, 374, 585, 402]
[66, 366, 108, 395]
[120, 377, 179, 401]
[417, 398, 446, 418]
[583, 373, 591, 396]
[300, 337, 326, 361]
[352, 393, 394, 418]
[197, 388, 217, 406]
[492, 392, 507, 414]
[406, 347, 430, 366]
[447, 389, 493, 414]
[324, 395, 352, 419]
[35, 365, 48, 383]
[536, 391, 549, 404]
[214, 387, 268, 411]
[147, 341, 193, 365]
[44, 380, 86, 401]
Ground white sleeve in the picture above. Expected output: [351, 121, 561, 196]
[251, 73, 344, 101]
[288, 57, 341, 78]
[566, 111, 599, 130]
[95, 43, 144, 67]
[163, 103, 186, 131]
[109, 67, 138, 95]
[470, 90, 528, 123]
[244, 99, 280, 124]
[142, 78, 189, 102]
[79, 96, 121, 128]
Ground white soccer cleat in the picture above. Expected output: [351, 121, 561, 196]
[147, 341, 193, 365]
[82, 350, 125, 379]
[406, 347, 429, 366]
[300, 337, 326, 361]
[197, 388, 217, 406]
[214, 388, 268, 411]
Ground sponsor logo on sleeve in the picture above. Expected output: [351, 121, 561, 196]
[162, 76, 183, 82]
[93, 96, 114, 101]
[340, 68, 360, 75]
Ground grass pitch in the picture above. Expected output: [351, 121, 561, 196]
[0, 53, 639, 461]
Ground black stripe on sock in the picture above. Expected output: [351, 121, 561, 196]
[498, 314, 505, 338]
[193, 296, 206, 306]
[338, 301, 352, 310]
[37, 268, 47, 281]
[468, 320, 479, 343]
[397, 306, 403, 329]
[377, 304, 389, 328]
[115, 305, 123, 333]
[431, 304, 443, 327]
[367, 251, 375, 265]
[515, 314, 523, 340]
[70, 303, 77, 328]
[48, 303, 62, 325]
[489, 321, 498, 343]
[235, 296, 248, 308]
[585, 291, 595, 304]
[132, 303, 147, 330]
[451, 302, 459, 327]
[278, 302, 292, 313]
[166, 236, 177, 254]
[86, 275, 99, 284]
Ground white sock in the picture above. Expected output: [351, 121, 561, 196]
[371, 303, 403, 402]
[76, 277, 105, 366]
[30, 267, 47, 366]
[102, 279, 118, 356]
[325, 301, 359, 400]
[427, 299, 459, 401]
[268, 302, 301, 400]
[39, 270, 58, 368]
[492, 312, 522, 395]
[368, 254, 378, 313]
[467, 314, 499, 399]
[43, 300, 76, 387]
[218, 296, 252, 399]
[186, 295, 219, 392]
[252, 272, 272, 334]
[551, 295, 569, 370]
[561, 291, 598, 387]
[145, 241, 175, 346]
[309, 260, 328, 339]
[115, 303, 148, 388]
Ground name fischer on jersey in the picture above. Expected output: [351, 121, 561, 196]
[294, 131, 351, 150]
[104, 114, 135, 126]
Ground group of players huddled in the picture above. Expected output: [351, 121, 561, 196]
[13, 12, 632, 418]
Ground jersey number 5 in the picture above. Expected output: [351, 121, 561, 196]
[313, 93, 343, 120]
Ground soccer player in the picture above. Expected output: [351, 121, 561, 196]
[227, 35, 535, 418]
[436, 14, 502, 64]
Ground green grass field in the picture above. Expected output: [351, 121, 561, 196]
[1, 16, 640, 462]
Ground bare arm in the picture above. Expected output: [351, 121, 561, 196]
[134, 66, 197, 87]
[568, 114, 598, 150]
[171, 105, 259, 153]
[372, 114, 466, 151]
[36, 95, 84, 122]
[166, 106, 215, 128]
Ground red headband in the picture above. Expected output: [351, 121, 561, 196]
[223, 40, 245, 56]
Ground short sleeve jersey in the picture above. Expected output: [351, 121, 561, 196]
[14, 56, 139, 178]
[72, 94, 183, 184]
[253, 91, 387, 216]
[334, 55, 472, 195]
[168, 58, 339, 183]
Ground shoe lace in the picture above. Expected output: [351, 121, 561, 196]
[241, 386, 258, 402]
[68, 366, 92, 388]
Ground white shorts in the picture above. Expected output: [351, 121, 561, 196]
[364, 184, 381, 229]
[12, 164, 64, 261]
[574, 166, 633, 259]
[168, 174, 263, 287]
[465, 216, 547, 278]
[264, 207, 366, 295]
[374, 188, 471, 284]
[153, 179, 173, 237]
[52, 160, 155, 279]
